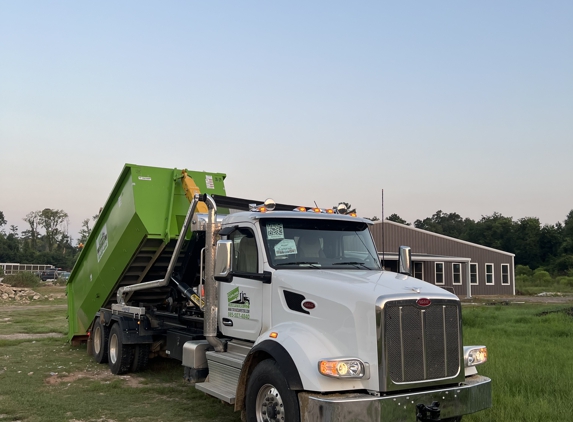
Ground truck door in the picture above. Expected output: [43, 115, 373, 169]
[218, 227, 264, 341]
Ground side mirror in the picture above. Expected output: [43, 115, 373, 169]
[398, 246, 412, 276]
[214, 240, 233, 282]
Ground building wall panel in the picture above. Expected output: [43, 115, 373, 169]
[370, 222, 514, 296]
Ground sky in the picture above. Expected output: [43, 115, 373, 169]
[1, 1, 572, 241]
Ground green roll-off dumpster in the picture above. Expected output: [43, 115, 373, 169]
[67, 164, 227, 343]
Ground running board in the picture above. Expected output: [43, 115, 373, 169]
[195, 341, 252, 404]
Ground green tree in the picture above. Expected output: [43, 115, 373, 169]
[414, 210, 466, 238]
[513, 217, 542, 267]
[386, 213, 410, 225]
[464, 212, 515, 252]
[0, 211, 6, 229]
[38, 209, 69, 252]
[539, 223, 563, 264]
[77, 218, 93, 245]
[23, 211, 41, 250]
[562, 210, 573, 254]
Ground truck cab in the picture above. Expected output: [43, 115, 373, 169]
[194, 203, 491, 421]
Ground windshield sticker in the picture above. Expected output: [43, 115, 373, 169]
[227, 287, 250, 319]
[266, 223, 284, 239]
[274, 239, 297, 256]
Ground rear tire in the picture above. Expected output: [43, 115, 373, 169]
[92, 318, 109, 364]
[131, 344, 150, 372]
[108, 323, 134, 375]
[246, 359, 300, 422]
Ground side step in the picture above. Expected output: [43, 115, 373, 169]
[195, 340, 252, 404]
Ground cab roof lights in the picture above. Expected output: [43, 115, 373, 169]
[248, 200, 357, 216]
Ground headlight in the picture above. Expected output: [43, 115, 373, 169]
[318, 358, 367, 378]
[464, 346, 488, 367]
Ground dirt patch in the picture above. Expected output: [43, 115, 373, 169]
[44, 369, 147, 388]
[0, 332, 65, 340]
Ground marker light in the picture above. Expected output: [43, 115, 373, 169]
[269, 332, 278, 339]
[318, 358, 365, 378]
[325, 209, 334, 214]
[311, 208, 321, 213]
[258, 206, 267, 213]
[464, 346, 488, 367]
[349, 212, 357, 217]
[294, 207, 307, 212]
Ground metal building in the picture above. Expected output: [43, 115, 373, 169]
[370, 221, 515, 297]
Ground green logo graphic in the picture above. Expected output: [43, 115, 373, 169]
[228, 287, 239, 303]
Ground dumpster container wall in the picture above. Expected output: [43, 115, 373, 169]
[67, 164, 227, 342]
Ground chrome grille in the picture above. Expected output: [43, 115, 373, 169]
[384, 299, 460, 384]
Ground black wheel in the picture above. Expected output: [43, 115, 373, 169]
[246, 359, 300, 422]
[92, 318, 109, 364]
[131, 344, 150, 372]
[108, 323, 134, 375]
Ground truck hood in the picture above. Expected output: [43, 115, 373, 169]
[266, 269, 459, 391]
[272, 268, 457, 303]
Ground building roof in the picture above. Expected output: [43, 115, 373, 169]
[376, 220, 515, 257]
[378, 252, 472, 262]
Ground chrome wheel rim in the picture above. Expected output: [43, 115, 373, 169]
[109, 333, 118, 364]
[255, 383, 285, 422]
[93, 326, 101, 354]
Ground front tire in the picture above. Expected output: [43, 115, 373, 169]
[108, 323, 134, 375]
[246, 359, 300, 422]
[92, 318, 109, 364]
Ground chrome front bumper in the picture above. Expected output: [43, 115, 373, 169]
[299, 375, 491, 422]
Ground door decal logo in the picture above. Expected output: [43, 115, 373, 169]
[227, 287, 251, 320]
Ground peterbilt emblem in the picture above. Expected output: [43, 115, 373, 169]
[302, 300, 316, 310]
[417, 298, 431, 307]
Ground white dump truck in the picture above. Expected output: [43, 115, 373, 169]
[68, 164, 491, 422]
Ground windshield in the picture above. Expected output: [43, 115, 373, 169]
[260, 218, 381, 270]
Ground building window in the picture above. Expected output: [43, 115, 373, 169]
[452, 263, 462, 285]
[485, 263, 494, 285]
[470, 263, 478, 285]
[435, 262, 444, 285]
[501, 264, 510, 285]
[413, 262, 424, 280]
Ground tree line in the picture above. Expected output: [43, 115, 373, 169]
[0, 209, 94, 271]
[387, 209, 573, 275]
[1, 207, 572, 275]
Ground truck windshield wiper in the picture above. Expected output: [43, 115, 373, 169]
[276, 261, 321, 268]
[332, 262, 370, 269]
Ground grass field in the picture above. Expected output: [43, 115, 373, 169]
[462, 303, 573, 422]
[1, 288, 572, 421]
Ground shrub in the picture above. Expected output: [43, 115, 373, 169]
[551, 255, 573, 274]
[0, 267, 4, 277]
[54, 277, 67, 286]
[558, 276, 573, 287]
[516, 274, 532, 285]
[3, 272, 41, 288]
[516, 265, 533, 276]
[533, 270, 552, 285]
